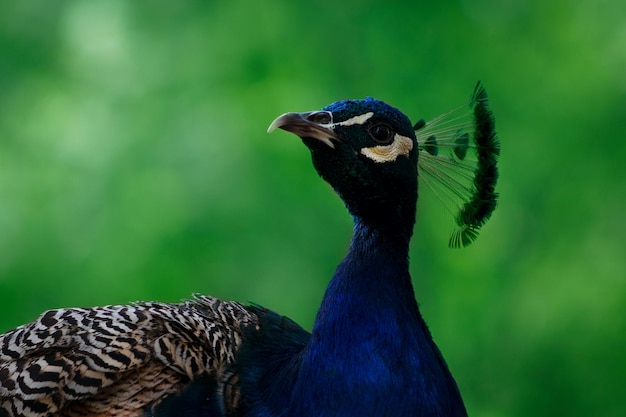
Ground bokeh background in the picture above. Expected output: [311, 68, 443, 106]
[1, 1, 624, 416]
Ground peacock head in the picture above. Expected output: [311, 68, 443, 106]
[268, 98, 419, 234]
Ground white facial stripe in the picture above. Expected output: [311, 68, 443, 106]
[317, 112, 375, 131]
[333, 112, 374, 127]
[360, 133, 414, 163]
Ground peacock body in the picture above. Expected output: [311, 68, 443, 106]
[0, 83, 498, 417]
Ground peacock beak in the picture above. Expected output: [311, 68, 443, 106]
[268, 111, 338, 148]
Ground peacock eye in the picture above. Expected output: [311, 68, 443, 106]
[368, 124, 394, 145]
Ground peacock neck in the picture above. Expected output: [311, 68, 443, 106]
[287, 217, 468, 417]
[241, 215, 467, 416]
[310, 218, 418, 345]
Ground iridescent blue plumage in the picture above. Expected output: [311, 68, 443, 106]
[236, 96, 469, 417]
[1, 87, 497, 417]
[237, 224, 466, 416]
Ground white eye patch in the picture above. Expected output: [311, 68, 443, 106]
[360, 134, 414, 163]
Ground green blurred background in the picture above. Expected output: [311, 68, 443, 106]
[1, 0, 624, 416]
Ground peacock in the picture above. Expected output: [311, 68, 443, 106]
[0, 82, 499, 417]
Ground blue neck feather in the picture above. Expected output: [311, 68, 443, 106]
[287, 220, 466, 416]
[240, 218, 467, 417]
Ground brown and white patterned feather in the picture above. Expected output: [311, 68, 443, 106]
[0, 295, 259, 417]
